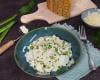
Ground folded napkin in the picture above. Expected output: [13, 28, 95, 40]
[52, 24, 100, 80]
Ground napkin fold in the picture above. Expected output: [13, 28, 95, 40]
[53, 23, 100, 80]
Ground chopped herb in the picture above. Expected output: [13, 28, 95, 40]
[63, 51, 68, 55]
[29, 44, 34, 49]
[44, 43, 52, 50]
[48, 44, 52, 49]
[37, 60, 44, 65]
[50, 56, 54, 59]
[43, 64, 46, 68]
[55, 47, 58, 52]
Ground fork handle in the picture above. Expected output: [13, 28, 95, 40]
[85, 42, 96, 70]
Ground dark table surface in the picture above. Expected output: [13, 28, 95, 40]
[0, 0, 100, 80]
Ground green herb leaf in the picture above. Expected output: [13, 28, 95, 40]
[19, 0, 36, 15]
[92, 31, 100, 48]
[29, 44, 34, 49]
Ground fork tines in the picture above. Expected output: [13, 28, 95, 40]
[79, 26, 87, 40]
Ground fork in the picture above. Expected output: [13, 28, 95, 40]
[79, 25, 96, 71]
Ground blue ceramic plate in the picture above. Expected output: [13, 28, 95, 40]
[14, 26, 82, 78]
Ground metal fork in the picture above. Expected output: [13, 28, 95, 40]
[79, 25, 96, 71]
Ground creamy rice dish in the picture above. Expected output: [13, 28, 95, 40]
[25, 35, 74, 73]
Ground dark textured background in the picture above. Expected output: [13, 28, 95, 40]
[0, 0, 100, 80]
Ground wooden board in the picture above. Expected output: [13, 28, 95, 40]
[21, 0, 97, 24]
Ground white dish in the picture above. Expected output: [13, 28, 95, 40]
[81, 8, 100, 28]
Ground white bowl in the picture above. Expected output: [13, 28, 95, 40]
[81, 8, 100, 28]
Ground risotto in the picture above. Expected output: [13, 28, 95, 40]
[25, 35, 74, 73]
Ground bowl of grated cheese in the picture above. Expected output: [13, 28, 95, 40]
[81, 8, 100, 28]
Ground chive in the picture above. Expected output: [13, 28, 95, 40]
[0, 0, 36, 44]
[0, 20, 16, 43]
[0, 15, 17, 26]
[0, 26, 10, 34]
[0, 21, 15, 34]
[0, 29, 9, 43]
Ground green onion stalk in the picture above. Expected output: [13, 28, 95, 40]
[0, 0, 36, 43]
